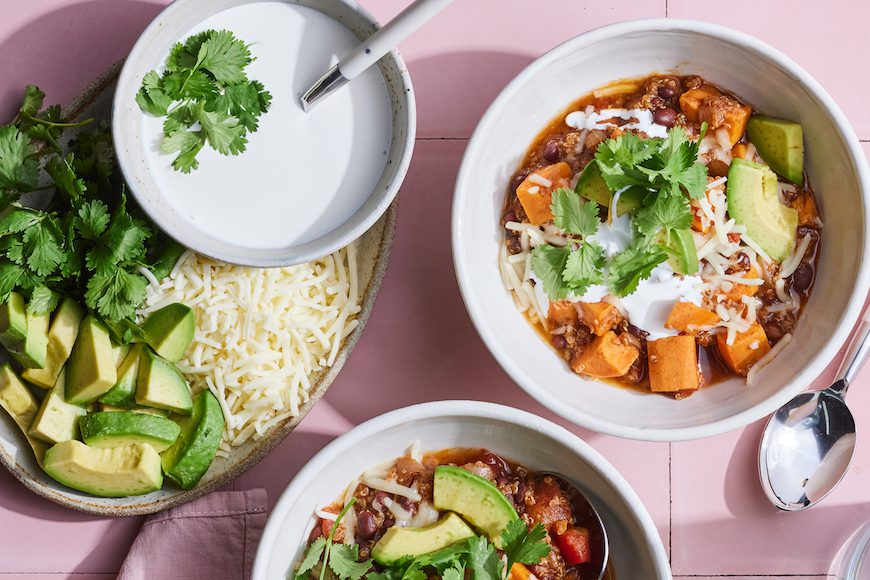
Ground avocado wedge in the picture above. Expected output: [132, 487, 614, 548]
[371, 513, 475, 565]
[29, 374, 87, 445]
[0, 364, 49, 463]
[161, 390, 224, 489]
[80, 411, 181, 452]
[43, 440, 163, 497]
[747, 115, 804, 185]
[22, 298, 85, 389]
[142, 303, 195, 363]
[65, 316, 118, 405]
[433, 465, 518, 546]
[136, 347, 193, 415]
[0, 292, 27, 349]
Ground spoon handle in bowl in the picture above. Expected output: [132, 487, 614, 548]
[833, 307, 870, 396]
[339, 0, 455, 79]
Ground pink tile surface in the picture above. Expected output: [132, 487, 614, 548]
[1, 0, 869, 578]
[667, 0, 870, 140]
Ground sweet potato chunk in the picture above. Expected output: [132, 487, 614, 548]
[723, 265, 761, 302]
[699, 95, 751, 146]
[792, 191, 820, 226]
[508, 564, 533, 580]
[647, 335, 700, 392]
[716, 322, 771, 376]
[665, 301, 720, 333]
[732, 142, 748, 160]
[548, 300, 578, 327]
[577, 302, 622, 336]
[516, 162, 572, 225]
[679, 84, 722, 122]
[571, 330, 639, 378]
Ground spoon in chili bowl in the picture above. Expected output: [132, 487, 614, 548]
[758, 306, 870, 511]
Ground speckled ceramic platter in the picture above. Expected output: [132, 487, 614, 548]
[0, 61, 397, 515]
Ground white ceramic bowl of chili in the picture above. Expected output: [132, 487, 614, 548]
[252, 401, 671, 579]
[452, 19, 870, 441]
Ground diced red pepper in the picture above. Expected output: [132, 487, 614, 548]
[555, 526, 591, 566]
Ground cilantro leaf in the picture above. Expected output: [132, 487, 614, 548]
[442, 563, 464, 580]
[84, 268, 148, 321]
[197, 106, 246, 155]
[501, 521, 551, 571]
[0, 261, 24, 302]
[607, 238, 668, 297]
[75, 199, 111, 240]
[0, 207, 39, 234]
[135, 71, 174, 116]
[46, 154, 87, 205]
[551, 188, 600, 237]
[207, 80, 272, 132]
[23, 220, 64, 277]
[633, 193, 693, 238]
[27, 286, 59, 315]
[166, 31, 212, 72]
[295, 537, 326, 579]
[563, 242, 605, 295]
[530, 245, 571, 300]
[196, 29, 252, 84]
[20, 85, 45, 118]
[0, 125, 39, 193]
[327, 544, 371, 580]
[467, 535, 503, 580]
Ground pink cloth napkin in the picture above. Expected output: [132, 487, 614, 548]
[118, 489, 268, 580]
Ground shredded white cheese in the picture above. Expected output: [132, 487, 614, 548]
[747, 333, 793, 384]
[139, 246, 361, 449]
[359, 477, 422, 502]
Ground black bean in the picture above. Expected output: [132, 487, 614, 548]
[653, 107, 677, 127]
[481, 452, 512, 478]
[543, 139, 562, 163]
[658, 85, 676, 99]
[397, 495, 418, 514]
[551, 334, 567, 349]
[792, 263, 814, 292]
[511, 171, 529, 193]
[357, 511, 377, 539]
[503, 211, 517, 224]
[763, 321, 785, 341]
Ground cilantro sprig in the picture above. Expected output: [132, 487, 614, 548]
[529, 123, 708, 299]
[0, 85, 183, 327]
[136, 29, 272, 173]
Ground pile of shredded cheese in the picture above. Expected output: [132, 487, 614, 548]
[138, 245, 361, 455]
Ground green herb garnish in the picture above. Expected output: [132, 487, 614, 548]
[136, 29, 272, 173]
[530, 124, 708, 299]
[0, 85, 182, 328]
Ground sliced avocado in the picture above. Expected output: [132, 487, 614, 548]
[22, 299, 85, 389]
[112, 343, 132, 369]
[100, 403, 170, 418]
[142, 303, 195, 362]
[160, 390, 223, 489]
[0, 364, 49, 464]
[65, 316, 118, 405]
[747, 115, 804, 184]
[136, 347, 193, 415]
[16, 309, 51, 369]
[371, 512, 475, 565]
[575, 161, 645, 216]
[727, 158, 799, 262]
[80, 411, 180, 452]
[0, 292, 27, 349]
[99, 344, 142, 407]
[29, 374, 87, 444]
[42, 440, 163, 497]
[433, 465, 518, 545]
[664, 228, 699, 275]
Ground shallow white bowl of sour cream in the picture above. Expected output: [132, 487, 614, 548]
[452, 19, 870, 441]
[113, 0, 414, 267]
[252, 401, 671, 579]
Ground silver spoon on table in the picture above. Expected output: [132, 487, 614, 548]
[300, 0, 455, 111]
[758, 307, 870, 511]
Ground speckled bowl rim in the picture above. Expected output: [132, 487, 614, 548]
[0, 60, 398, 516]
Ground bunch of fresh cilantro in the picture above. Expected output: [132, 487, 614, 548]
[296, 499, 551, 580]
[531, 125, 708, 299]
[136, 29, 272, 173]
[0, 85, 182, 334]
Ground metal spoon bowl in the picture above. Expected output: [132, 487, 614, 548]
[758, 308, 869, 511]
